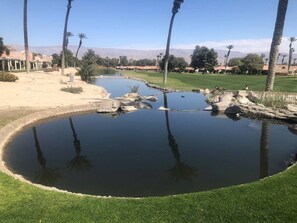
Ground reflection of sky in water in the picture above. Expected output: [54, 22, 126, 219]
[4, 78, 297, 197]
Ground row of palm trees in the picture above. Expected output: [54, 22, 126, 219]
[22, 0, 290, 91]
[22, 0, 86, 75]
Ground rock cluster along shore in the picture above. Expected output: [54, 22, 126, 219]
[204, 89, 297, 125]
[96, 93, 157, 113]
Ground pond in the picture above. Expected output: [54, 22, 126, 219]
[3, 77, 297, 197]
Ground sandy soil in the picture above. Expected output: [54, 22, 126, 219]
[0, 68, 109, 109]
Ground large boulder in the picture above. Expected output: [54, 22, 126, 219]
[211, 93, 234, 111]
[97, 100, 120, 113]
[225, 105, 241, 114]
[286, 104, 297, 112]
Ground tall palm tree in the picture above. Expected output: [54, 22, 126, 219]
[293, 58, 297, 65]
[61, 0, 74, 75]
[224, 45, 234, 73]
[23, 0, 30, 73]
[65, 32, 73, 67]
[288, 37, 296, 74]
[265, 0, 288, 91]
[74, 33, 87, 68]
[163, 0, 184, 84]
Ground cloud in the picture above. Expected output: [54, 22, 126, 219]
[173, 37, 293, 53]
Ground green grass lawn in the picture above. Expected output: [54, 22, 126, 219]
[1, 77, 297, 222]
[122, 71, 297, 93]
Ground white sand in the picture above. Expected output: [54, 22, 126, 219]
[0, 68, 110, 109]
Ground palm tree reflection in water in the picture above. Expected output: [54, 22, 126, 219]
[260, 120, 269, 179]
[67, 118, 92, 172]
[32, 127, 60, 186]
[163, 93, 198, 181]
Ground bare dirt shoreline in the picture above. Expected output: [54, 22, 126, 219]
[0, 68, 109, 109]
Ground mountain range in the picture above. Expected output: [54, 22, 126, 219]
[11, 45, 269, 64]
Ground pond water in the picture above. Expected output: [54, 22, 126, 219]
[3, 77, 297, 197]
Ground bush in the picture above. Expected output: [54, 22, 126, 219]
[0, 73, 19, 82]
[77, 63, 97, 82]
[60, 86, 83, 94]
[256, 92, 288, 108]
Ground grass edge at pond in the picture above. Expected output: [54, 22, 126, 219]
[0, 109, 297, 222]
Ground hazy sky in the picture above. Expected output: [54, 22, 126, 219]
[1, 0, 297, 53]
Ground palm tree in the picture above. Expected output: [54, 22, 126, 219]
[265, 58, 269, 65]
[163, 93, 198, 181]
[74, 33, 87, 68]
[224, 45, 234, 73]
[288, 37, 296, 74]
[67, 118, 92, 172]
[61, 0, 74, 75]
[163, 0, 184, 84]
[277, 53, 282, 64]
[65, 32, 73, 67]
[260, 120, 269, 179]
[0, 37, 10, 56]
[281, 54, 287, 64]
[23, 0, 30, 73]
[265, 0, 289, 91]
[32, 127, 60, 186]
[294, 58, 297, 65]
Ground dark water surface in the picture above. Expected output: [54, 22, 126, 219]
[4, 78, 297, 197]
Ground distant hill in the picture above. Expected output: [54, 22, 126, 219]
[11, 45, 269, 64]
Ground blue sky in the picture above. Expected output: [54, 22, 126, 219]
[1, 0, 297, 53]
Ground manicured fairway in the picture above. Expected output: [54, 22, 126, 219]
[122, 71, 297, 93]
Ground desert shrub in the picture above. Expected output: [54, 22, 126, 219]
[60, 86, 83, 94]
[0, 72, 19, 82]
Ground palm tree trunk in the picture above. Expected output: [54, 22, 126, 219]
[265, 0, 288, 91]
[288, 43, 292, 74]
[164, 13, 176, 84]
[74, 40, 82, 68]
[23, 0, 30, 73]
[61, 1, 72, 75]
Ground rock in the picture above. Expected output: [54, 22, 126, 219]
[211, 93, 234, 111]
[204, 105, 212, 111]
[158, 106, 170, 111]
[206, 94, 221, 104]
[97, 100, 120, 113]
[225, 105, 241, 114]
[123, 93, 140, 99]
[144, 96, 158, 102]
[120, 106, 138, 112]
[204, 88, 210, 94]
[134, 101, 152, 109]
[237, 96, 253, 105]
[287, 104, 297, 112]
[247, 91, 259, 103]
[192, 89, 201, 93]
[235, 90, 249, 98]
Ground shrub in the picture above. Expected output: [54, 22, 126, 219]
[77, 63, 97, 82]
[60, 86, 83, 94]
[256, 92, 288, 108]
[0, 72, 19, 82]
[128, 85, 139, 93]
